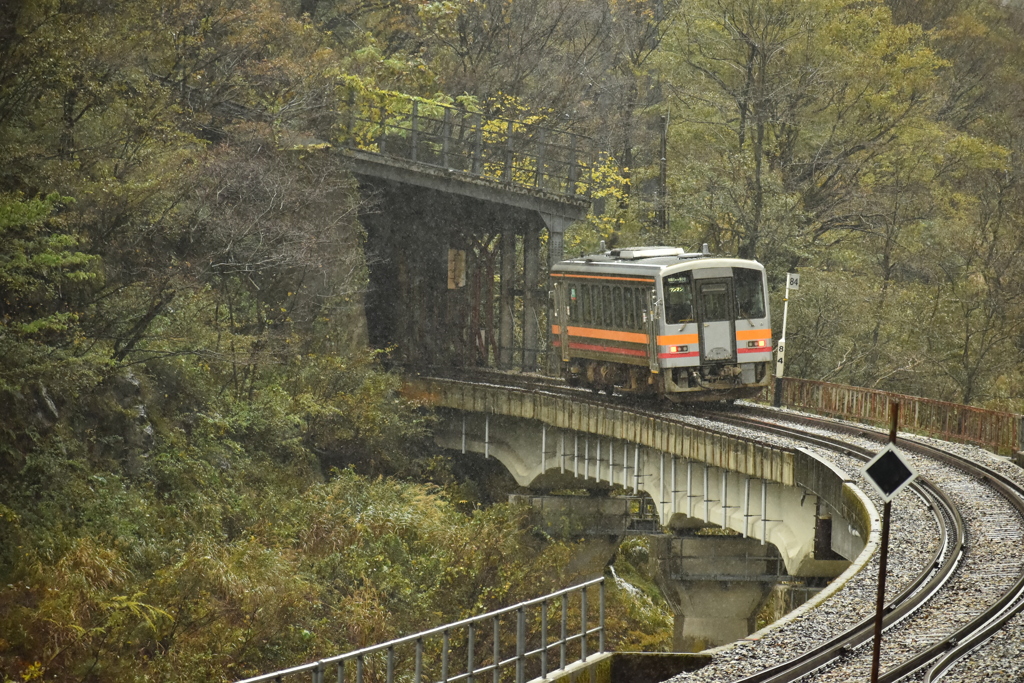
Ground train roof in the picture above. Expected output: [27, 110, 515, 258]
[552, 245, 764, 277]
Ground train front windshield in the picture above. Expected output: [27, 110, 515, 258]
[664, 273, 694, 324]
[699, 282, 732, 321]
[733, 268, 766, 320]
[662, 267, 766, 324]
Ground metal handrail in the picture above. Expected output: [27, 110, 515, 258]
[235, 578, 606, 683]
[777, 377, 1023, 455]
[338, 89, 593, 200]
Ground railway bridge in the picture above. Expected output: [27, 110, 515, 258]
[403, 375, 874, 650]
[339, 90, 592, 373]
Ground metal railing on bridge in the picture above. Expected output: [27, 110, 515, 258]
[338, 90, 593, 200]
[777, 377, 1024, 456]
[236, 578, 606, 683]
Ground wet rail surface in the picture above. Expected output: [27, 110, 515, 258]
[714, 408, 1024, 683]
[703, 409, 1024, 683]
[411, 369, 1024, 683]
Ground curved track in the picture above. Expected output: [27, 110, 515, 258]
[714, 408, 1024, 683]
[415, 369, 1024, 682]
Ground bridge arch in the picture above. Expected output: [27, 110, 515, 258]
[405, 376, 870, 577]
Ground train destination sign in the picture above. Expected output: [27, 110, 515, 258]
[861, 443, 918, 502]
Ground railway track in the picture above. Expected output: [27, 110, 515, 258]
[701, 409, 1024, 683]
[413, 369, 1024, 682]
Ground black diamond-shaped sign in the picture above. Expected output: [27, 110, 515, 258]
[861, 444, 917, 502]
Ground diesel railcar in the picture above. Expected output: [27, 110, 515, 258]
[550, 245, 773, 401]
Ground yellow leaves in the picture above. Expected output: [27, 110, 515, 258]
[933, 10, 989, 42]
[100, 594, 173, 632]
[20, 662, 45, 682]
[820, 2, 946, 102]
[942, 133, 1008, 173]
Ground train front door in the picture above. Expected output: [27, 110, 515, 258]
[696, 278, 737, 363]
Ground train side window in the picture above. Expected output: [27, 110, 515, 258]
[589, 284, 601, 325]
[580, 283, 592, 324]
[624, 288, 636, 330]
[613, 286, 624, 329]
[663, 273, 694, 324]
[734, 268, 766, 320]
[602, 285, 613, 327]
[568, 283, 580, 322]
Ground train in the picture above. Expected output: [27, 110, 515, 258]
[550, 245, 773, 401]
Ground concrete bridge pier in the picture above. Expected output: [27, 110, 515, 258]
[540, 212, 572, 376]
[663, 579, 774, 652]
[499, 226, 516, 370]
[498, 216, 546, 373]
[522, 220, 540, 372]
[512, 494, 632, 575]
[650, 534, 782, 652]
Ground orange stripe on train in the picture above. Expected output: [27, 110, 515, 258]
[736, 328, 772, 341]
[657, 333, 700, 345]
[551, 325, 648, 344]
[554, 326, 772, 347]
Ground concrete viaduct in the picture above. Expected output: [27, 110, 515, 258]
[403, 376, 875, 651]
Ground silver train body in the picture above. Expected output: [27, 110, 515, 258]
[550, 246, 773, 401]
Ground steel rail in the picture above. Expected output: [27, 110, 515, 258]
[888, 447, 1024, 682]
[922, 577, 1024, 681]
[728, 407, 1024, 683]
[701, 412, 963, 683]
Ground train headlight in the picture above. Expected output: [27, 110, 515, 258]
[747, 340, 767, 348]
[671, 345, 688, 353]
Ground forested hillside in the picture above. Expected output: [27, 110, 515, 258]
[2, 0, 1024, 680]
[653, 0, 1024, 405]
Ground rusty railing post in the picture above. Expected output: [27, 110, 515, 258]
[472, 113, 483, 176]
[410, 99, 419, 162]
[442, 107, 451, 168]
[503, 119, 514, 183]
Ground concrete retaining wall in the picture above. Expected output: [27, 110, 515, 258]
[529, 652, 712, 683]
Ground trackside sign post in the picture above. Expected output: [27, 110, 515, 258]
[862, 443, 918, 502]
[773, 272, 799, 407]
[862, 402, 917, 683]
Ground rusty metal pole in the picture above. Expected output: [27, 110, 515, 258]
[498, 228, 516, 369]
[870, 401, 900, 683]
[523, 221, 539, 372]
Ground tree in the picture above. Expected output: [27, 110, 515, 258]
[0, 192, 105, 445]
[657, 0, 956, 272]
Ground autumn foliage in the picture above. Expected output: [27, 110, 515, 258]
[4, 0, 1024, 679]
